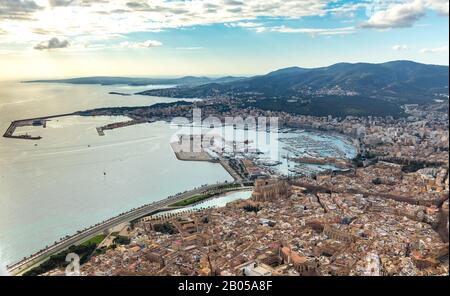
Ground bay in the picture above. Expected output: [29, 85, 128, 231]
[0, 81, 356, 268]
[0, 82, 230, 266]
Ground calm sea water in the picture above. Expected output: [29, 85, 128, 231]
[0, 82, 231, 266]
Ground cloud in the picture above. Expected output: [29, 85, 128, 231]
[34, 37, 70, 50]
[224, 0, 244, 5]
[327, 2, 366, 18]
[48, 0, 108, 7]
[254, 25, 357, 36]
[254, 27, 267, 33]
[361, 0, 448, 29]
[392, 44, 409, 50]
[0, 0, 43, 20]
[426, 0, 449, 16]
[48, 0, 74, 7]
[226, 22, 263, 28]
[32, 27, 55, 35]
[119, 40, 163, 48]
[361, 0, 426, 29]
[420, 44, 449, 53]
[0, 0, 446, 51]
[0, 0, 332, 44]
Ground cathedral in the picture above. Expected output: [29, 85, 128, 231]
[252, 179, 291, 202]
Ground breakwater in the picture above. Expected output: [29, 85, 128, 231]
[3, 113, 76, 140]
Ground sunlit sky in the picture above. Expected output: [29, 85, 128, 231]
[0, 0, 448, 80]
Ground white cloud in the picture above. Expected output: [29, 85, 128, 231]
[226, 21, 263, 28]
[254, 27, 267, 33]
[0, 0, 447, 51]
[0, 0, 331, 46]
[119, 40, 163, 49]
[426, 0, 449, 16]
[361, 0, 426, 28]
[420, 44, 449, 53]
[229, 22, 357, 37]
[327, 2, 366, 17]
[361, 0, 448, 29]
[392, 44, 409, 50]
[254, 25, 357, 36]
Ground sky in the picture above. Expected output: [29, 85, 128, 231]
[0, 0, 448, 80]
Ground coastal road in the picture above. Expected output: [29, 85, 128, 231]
[7, 182, 245, 276]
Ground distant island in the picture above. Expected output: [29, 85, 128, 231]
[24, 76, 245, 87]
[109, 92, 132, 96]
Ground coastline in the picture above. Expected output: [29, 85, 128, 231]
[2, 109, 360, 274]
[7, 181, 247, 276]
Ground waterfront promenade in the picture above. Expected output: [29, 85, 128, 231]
[7, 181, 247, 276]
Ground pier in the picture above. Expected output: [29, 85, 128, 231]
[219, 159, 244, 182]
[3, 113, 76, 140]
[169, 134, 245, 182]
[96, 127, 105, 136]
[95, 119, 148, 136]
[3, 120, 43, 140]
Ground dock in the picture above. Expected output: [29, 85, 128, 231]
[219, 159, 244, 182]
[3, 112, 76, 140]
[95, 119, 148, 136]
[169, 139, 244, 182]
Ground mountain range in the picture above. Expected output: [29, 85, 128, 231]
[139, 61, 449, 104]
[26, 61, 449, 117]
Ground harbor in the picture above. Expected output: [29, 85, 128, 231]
[2, 113, 76, 140]
[168, 127, 357, 181]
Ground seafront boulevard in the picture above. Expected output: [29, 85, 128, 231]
[7, 181, 251, 276]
